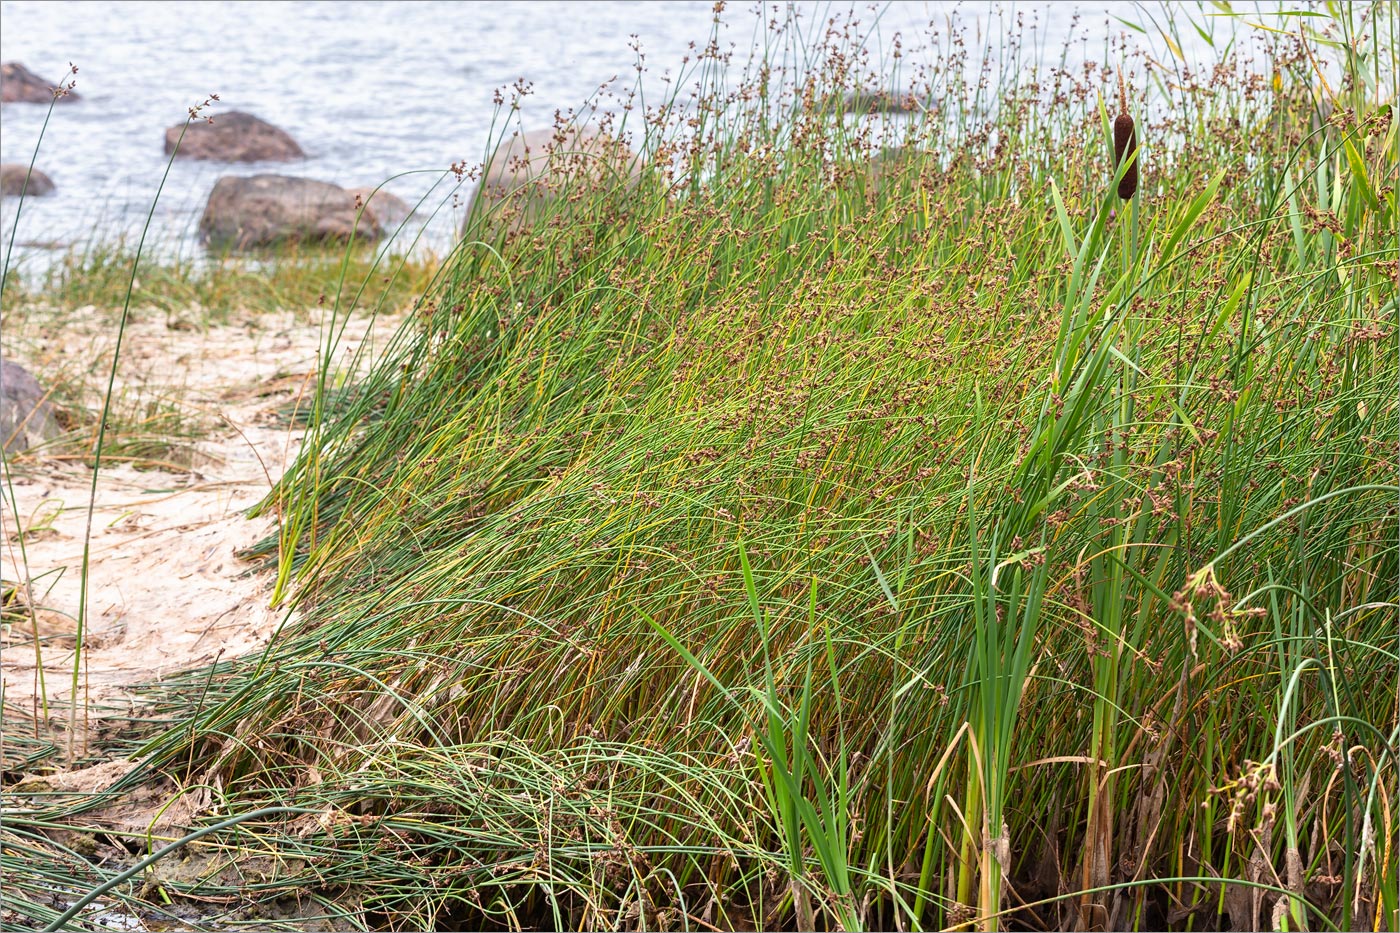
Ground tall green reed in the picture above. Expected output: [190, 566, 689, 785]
[1, 66, 78, 739]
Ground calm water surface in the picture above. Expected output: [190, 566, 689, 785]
[1, 1, 1220, 267]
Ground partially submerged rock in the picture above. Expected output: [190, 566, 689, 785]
[199, 174, 381, 249]
[347, 186, 413, 228]
[467, 126, 640, 233]
[866, 146, 924, 189]
[0, 163, 56, 197]
[841, 88, 929, 114]
[1, 359, 63, 454]
[167, 111, 304, 162]
[1, 62, 78, 104]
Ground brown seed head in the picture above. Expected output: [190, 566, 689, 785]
[1113, 73, 1138, 200]
[1114, 113, 1137, 199]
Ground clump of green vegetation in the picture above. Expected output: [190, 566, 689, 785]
[4, 239, 440, 321]
[2, 240, 439, 469]
[8, 4, 1396, 931]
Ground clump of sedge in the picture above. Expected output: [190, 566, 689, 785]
[1114, 73, 1138, 199]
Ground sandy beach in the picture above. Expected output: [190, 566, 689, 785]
[2, 304, 400, 754]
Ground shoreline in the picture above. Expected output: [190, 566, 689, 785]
[1, 303, 402, 759]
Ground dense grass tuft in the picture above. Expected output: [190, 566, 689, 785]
[8, 4, 1396, 931]
[4, 240, 439, 321]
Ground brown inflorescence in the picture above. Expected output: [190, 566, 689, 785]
[1114, 74, 1139, 199]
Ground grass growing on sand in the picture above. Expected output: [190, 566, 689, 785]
[6, 3, 1398, 931]
[1, 243, 438, 468]
[4, 240, 439, 325]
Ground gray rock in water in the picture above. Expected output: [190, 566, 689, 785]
[466, 126, 641, 234]
[167, 111, 304, 162]
[199, 174, 382, 249]
[1, 62, 79, 104]
[1, 359, 63, 454]
[841, 88, 930, 114]
[866, 147, 923, 189]
[0, 163, 56, 197]
[347, 186, 413, 228]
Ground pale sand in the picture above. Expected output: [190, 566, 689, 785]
[1, 304, 402, 753]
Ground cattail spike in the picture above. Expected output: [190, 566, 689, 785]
[1113, 73, 1138, 200]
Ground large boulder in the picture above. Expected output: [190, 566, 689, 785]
[199, 174, 382, 249]
[347, 187, 413, 228]
[0, 164, 56, 197]
[1, 359, 63, 454]
[467, 126, 641, 233]
[1, 62, 78, 104]
[166, 111, 304, 162]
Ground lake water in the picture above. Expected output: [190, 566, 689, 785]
[1, 1, 1240, 269]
